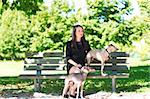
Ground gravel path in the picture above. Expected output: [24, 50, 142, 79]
[1, 92, 150, 99]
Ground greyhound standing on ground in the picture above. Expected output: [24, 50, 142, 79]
[62, 66, 95, 99]
[86, 44, 118, 76]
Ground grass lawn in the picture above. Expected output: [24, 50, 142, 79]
[0, 59, 150, 97]
[0, 61, 24, 77]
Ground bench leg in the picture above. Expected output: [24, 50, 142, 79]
[34, 78, 41, 92]
[112, 77, 116, 93]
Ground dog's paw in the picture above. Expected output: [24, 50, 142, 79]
[80, 96, 84, 99]
[101, 73, 107, 76]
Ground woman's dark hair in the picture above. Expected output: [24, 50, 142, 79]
[71, 25, 88, 51]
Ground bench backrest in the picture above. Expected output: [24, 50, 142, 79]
[24, 52, 67, 75]
[89, 52, 129, 74]
[24, 51, 129, 75]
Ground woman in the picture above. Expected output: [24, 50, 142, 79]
[64, 25, 91, 98]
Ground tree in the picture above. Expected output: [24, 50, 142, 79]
[87, 0, 132, 23]
[0, 0, 149, 60]
[2, 0, 43, 16]
[0, 9, 30, 59]
[82, 0, 148, 51]
[29, 0, 75, 52]
[138, 0, 150, 44]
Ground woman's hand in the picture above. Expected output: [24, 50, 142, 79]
[76, 64, 82, 69]
[68, 59, 82, 68]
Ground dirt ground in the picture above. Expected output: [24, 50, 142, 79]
[0, 91, 150, 99]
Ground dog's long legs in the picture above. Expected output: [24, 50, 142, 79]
[101, 62, 107, 76]
[76, 83, 80, 99]
[101, 62, 104, 75]
[62, 81, 69, 97]
[70, 83, 77, 97]
[80, 81, 85, 99]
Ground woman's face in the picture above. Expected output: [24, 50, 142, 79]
[75, 27, 84, 39]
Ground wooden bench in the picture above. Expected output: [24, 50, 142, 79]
[19, 51, 129, 93]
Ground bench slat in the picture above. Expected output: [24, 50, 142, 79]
[24, 65, 65, 70]
[24, 58, 64, 64]
[90, 59, 127, 64]
[87, 73, 129, 78]
[90, 65, 129, 71]
[43, 52, 64, 57]
[110, 52, 129, 57]
[19, 74, 67, 79]
[25, 58, 127, 64]
[24, 65, 128, 71]
[19, 73, 129, 79]
[26, 52, 64, 58]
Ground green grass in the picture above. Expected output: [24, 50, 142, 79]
[0, 59, 150, 97]
[0, 61, 23, 77]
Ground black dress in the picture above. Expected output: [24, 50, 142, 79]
[66, 40, 91, 74]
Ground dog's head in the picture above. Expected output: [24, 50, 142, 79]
[81, 66, 95, 73]
[107, 44, 119, 53]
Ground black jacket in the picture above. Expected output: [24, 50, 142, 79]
[66, 40, 91, 74]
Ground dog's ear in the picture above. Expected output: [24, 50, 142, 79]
[109, 44, 113, 46]
[109, 44, 116, 47]
[111, 44, 119, 50]
[116, 47, 119, 50]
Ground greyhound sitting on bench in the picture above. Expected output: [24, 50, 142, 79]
[62, 66, 95, 99]
[86, 44, 118, 76]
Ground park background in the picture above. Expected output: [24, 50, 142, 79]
[0, 0, 150, 98]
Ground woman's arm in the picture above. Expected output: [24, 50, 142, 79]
[66, 41, 81, 67]
[68, 59, 78, 66]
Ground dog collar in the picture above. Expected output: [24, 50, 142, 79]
[105, 49, 111, 59]
[105, 49, 110, 54]
[81, 70, 89, 74]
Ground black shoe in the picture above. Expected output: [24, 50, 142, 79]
[70, 94, 76, 98]
[63, 94, 69, 98]
[75, 93, 83, 98]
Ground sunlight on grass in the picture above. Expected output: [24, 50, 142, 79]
[0, 77, 33, 94]
[0, 61, 24, 77]
[136, 87, 150, 92]
[128, 58, 150, 67]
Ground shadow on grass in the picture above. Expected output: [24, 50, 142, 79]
[0, 77, 34, 98]
[0, 65, 149, 97]
[84, 65, 150, 94]
[37, 65, 150, 95]
[117, 65, 150, 92]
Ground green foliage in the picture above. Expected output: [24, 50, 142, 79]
[3, 0, 44, 16]
[139, 0, 150, 17]
[0, 1, 2, 14]
[87, 0, 132, 22]
[83, 20, 119, 48]
[139, 0, 150, 45]
[1, 0, 10, 10]
[28, 0, 74, 52]
[0, 9, 30, 59]
[128, 0, 150, 59]
[80, 0, 138, 49]
[0, 0, 149, 60]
